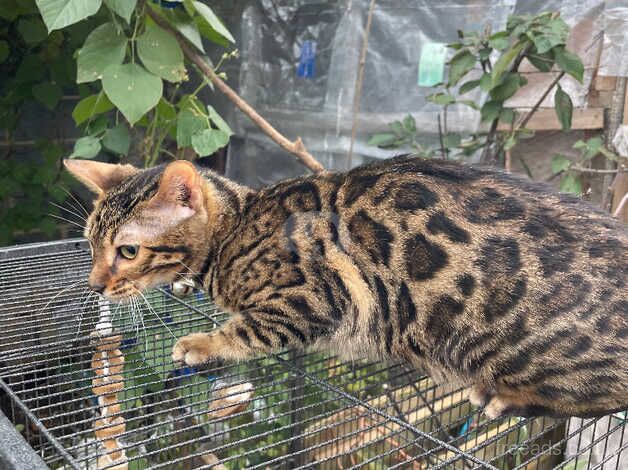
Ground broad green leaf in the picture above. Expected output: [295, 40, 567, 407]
[554, 84, 573, 131]
[70, 135, 101, 158]
[488, 32, 510, 51]
[389, 121, 405, 137]
[32, 82, 62, 110]
[35, 0, 102, 32]
[368, 133, 397, 147]
[137, 22, 186, 82]
[102, 63, 162, 125]
[499, 108, 515, 124]
[192, 1, 234, 43]
[191, 128, 230, 156]
[102, 124, 130, 154]
[527, 52, 553, 72]
[196, 16, 230, 47]
[427, 93, 456, 106]
[479, 73, 492, 92]
[77, 22, 127, 83]
[72, 93, 114, 125]
[554, 46, 584, 83]
[207, 105, 233, 135]
[163, 8, 204, 52]
[177, 109, 207, 148]
[403, 114, 416, 133]
[503, 134, 517, 151]
[104, 0, 136, 22]
[480, 100, 502, 123]
[459, 79, 481, 94]
[448, 49, 475, 86]
[490, 72, 522, 101]
[443, 134, 461, 148]
[86, 114, 109, 135]
[0, 41, 9, 64]
[18, 17, 48, 45]
[15, 54, 46, 83]
[560, 173, 582, 195]
[491, 41, 526, 87]
[551, 154, 571, 174]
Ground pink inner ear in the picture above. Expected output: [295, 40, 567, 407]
[146, 161, 203, 225]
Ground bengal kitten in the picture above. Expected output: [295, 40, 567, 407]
[64, 156, 627, 418]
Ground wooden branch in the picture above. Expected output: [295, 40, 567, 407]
[347, 0, 377, 169]
[146, 8, 324, 173]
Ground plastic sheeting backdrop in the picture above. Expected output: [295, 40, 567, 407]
[214, 0, 628, 187]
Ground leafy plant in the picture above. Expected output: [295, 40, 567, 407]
[551, 137, 620, 194]
[369, 11, 610, 195]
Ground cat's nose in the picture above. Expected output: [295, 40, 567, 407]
[89, 282, 105, 294]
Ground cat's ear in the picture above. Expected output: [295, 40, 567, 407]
[146, 160, 203, 224]
[63, 159, 137, 194]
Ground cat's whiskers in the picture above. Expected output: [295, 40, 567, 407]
[38, 279, 86, 317]
[50, 201, 87, 223]
[60, 186, 90, 217]
[48, 213, 86, 231]
[131, 282, 178, 341]
[74, 289, 96, 341]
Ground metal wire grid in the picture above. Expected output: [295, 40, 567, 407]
[0, 240, 626, 470]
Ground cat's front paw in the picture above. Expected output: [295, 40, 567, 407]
[172, 333, 215, 366]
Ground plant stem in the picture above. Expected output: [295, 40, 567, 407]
[146, 7, 324, 173]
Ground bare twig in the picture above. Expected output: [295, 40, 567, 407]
[516, 71, 565, 131]
[437, 114, 446, 159]
[146, 8, 324, 173]
[613, 193, 628, 218]
[347, 0, 377, 169]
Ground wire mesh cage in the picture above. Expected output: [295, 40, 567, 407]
[0, 239, 626, 470]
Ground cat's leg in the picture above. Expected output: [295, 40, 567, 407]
[468, 384, 495, 408]
[172, 311, 297, 366]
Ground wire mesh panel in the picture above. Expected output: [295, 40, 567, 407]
[0, 239, 626, 469]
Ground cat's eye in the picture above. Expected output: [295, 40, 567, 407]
[119, 245, 139, 260]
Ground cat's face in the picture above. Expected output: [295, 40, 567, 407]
[65, 159, 207, 301]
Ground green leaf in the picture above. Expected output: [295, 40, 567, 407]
[448, 49, 476, 86]
[163, 8, 204, 52]
[0, 41, 8, 64]
[70, 135, 101, 158]
[459, 79, 481, 94]
[192, 1, 234, 43]
[137, 22, 186, 82]
[35, 0, 102, 32]
[488, 32, 510, 51]
[554, 84, 573, 131]
[32, 82, 62, 110]
[104, 0, 136, 22]
[76, 22, 128, 83]
[18, 17, 48, 45]
[402, 114, 416, 133]
[491, 41, 527, 87]
[102, 63, 162, 125]
[191, 128, 230, 156]
[559, 173, 582, 195]
[195, 15, 230, 47]
[15, 54, 46, 83]
[458, 100, 479, 110]
[551, 154, 571, 173]
[368, 133, 397, 147]
[443, 134, 461, 148]
[102, 124, 130, 154]
[527, 52, 553, 72]
[490, 72, 522, 101]
[499, 108, 515, 124]
[427, 93, 456, 106]
[72, 93, 114, 125]
[479, 73, 492, 92]
[177, 109, 207, 148]
[480, 100, 502, 123]
[389, 121, 405, 137]
[207, 105, 233, 135]
[503, 134, 517, 151]
[553, 46, 584, 83]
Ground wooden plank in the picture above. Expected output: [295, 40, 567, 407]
[498, 108, 604, 131]
[594, 75, 617, 91]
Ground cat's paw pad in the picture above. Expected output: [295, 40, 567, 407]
[172, 333, 214, 366]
